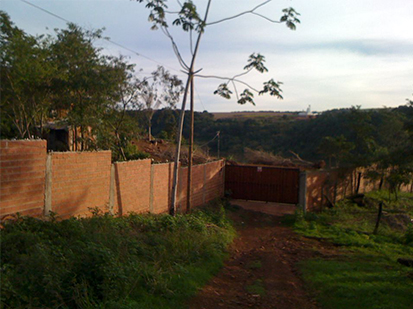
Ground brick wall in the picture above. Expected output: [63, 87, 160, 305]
[151, 163, 174, 214]
[191, 164, 205, 207]
[306, 168, 413, 211]
[113, 159, 151, 215]
[0, 140, 47, 218]
[0, 140, 226, 219]
[204, 160, 225, 203]
[51, 151, 112, 218]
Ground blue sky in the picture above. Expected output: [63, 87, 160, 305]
[2, 0, 413, 112]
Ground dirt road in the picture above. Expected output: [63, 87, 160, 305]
[189, 200, 337, 309]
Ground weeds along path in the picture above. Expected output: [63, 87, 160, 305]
[189, 201, 339, 309]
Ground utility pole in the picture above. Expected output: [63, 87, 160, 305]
[186, 79, 195, 213]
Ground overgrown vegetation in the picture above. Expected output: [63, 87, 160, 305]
[293, 191, 413, 308]
[0, 200, 235, 309]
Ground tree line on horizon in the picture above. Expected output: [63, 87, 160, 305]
[144, 103, 413, 192]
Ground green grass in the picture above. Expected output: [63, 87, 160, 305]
[0, 200, 235, 309]
[299, 257, 413, 309]
[294, 190, 413, 309]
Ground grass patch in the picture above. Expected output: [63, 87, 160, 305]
[0, 200, 235, 309]
[299, 257, 413, 309]
[246, 279, 266, 296]
[294, 190, 413, 308]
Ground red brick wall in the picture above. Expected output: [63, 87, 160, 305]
[176, 161, 225, 212]
[51, 151, 111, 218]
[306, 171, 328, 211]
[204, 160, 225, 203]
[177, 167, 188, 212]
[0, 140, 47, 218]
[114, 159, 151, 215]
[152, 163, 174, 214]
[1, 140, 225, 219]
[191, 164, 205, 207]
[305, 167, 412, 211]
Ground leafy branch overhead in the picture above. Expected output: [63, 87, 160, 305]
[211, 53, 283, 104]
[244, 53, 268, 73]
[259, 79, 283, 99]
[280, 7, 301, 30]
[213, 83, 232, 99]
[238, 89, 254, 105]
[172, 1, 205, 32]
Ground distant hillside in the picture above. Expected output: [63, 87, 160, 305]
[212, 111, 299, 120]
[133, 105, 413, 166]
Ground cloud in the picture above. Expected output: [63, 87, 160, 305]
[297, 39, 413, 57]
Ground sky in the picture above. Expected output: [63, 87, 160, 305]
[2, 0, 413, 112]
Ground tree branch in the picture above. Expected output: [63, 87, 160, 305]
[251, 12, 281, 23]
[206, 0, 273, 26]
[231, 80, 239, 101]
[195, 74, 261, 93]
[161, 26, 190, 71]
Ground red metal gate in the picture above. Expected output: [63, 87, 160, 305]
[225, 165, 300, 204]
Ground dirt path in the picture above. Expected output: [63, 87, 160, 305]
[189, 200, 338, 309]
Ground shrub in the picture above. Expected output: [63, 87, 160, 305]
[0, 200, 234, 308]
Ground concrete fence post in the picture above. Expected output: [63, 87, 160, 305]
[298, 171, 307, 214]
[44, 154, 52, 216]
[109, 164, 115, 214]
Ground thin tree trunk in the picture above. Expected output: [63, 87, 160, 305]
[355, 171, 362, 194]
[186, 79, 195, 213]
[170, 76, 192, 215]
[170, 0, 212, 215]
[378, 172, 384, 190]
[373, 202, 383, 235]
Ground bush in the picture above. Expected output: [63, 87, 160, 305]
[404, 225, 413, 244]
[0, 201, 235, 308]
[123, 143, 151, 161]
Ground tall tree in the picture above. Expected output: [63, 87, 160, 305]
[136, 0, 300, 214]
[318, 135, 354, 168]
[50, 24, 130, 150]
[97, 57, 143, 161]
[0, 12, 54, 139]
[139, 66, 183, 141]
[1, 13, 145, 158]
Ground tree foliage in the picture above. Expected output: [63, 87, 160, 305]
[139, 66, 183, 140]
[0, 12, 183, 161]
[1, 11, 54, 138]
[148, 105, 413, 175]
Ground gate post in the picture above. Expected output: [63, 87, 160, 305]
[298, 171, 307, 213]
